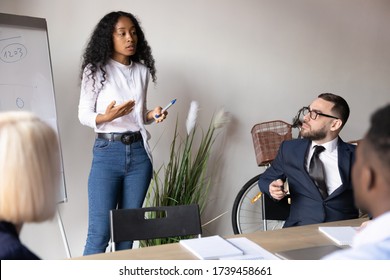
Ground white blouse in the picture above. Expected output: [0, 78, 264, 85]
[78, 59, 153, 160]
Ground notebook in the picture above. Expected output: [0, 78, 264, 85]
[275, 245, 343, 260]
[318, 226, 358, 246]
[179, 235, 244, 260]
[220, 237, 280, 260]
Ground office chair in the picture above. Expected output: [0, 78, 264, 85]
[110, 204, 202, 251]
[261, 193, 290, 230]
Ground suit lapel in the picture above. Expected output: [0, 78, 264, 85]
[335, 138, 354, 194]
[294, 140, 310, 170]
[288, 138, 354, 200]
[292, 140, 324, 199]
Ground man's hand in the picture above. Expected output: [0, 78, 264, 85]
[269, 179, 287, 200]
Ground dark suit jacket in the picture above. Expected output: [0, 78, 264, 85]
[0, 221, 40, 260]
[258, 137, 359, 227]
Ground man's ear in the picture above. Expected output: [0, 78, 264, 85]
[366, 166, 375, 191]
[360, 164, 375, 194]
[330, 119, 342, 131]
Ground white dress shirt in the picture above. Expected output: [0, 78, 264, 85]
[306, 137, 342, 195]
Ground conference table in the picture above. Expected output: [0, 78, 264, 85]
[72, 217, 367, 260]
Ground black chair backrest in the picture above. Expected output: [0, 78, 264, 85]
[110, 204, 202, 244]
[262, 194, 290, 220]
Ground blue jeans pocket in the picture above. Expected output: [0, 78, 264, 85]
[93, 138, 110, 150]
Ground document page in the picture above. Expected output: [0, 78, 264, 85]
[318, 226, 358, 246]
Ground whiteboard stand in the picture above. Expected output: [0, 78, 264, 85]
[0, 13, 71, 259]
[0, 12, 71, 258]
[56, 208, 71, 258]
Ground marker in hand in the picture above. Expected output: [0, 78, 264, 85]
[155, 99, 176, 118]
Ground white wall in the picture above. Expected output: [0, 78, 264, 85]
[1, 0, 389, 259]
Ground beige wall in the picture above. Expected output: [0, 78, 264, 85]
[1, 0, 389, 259]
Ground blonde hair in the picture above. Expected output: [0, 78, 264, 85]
[0, 111, 61, 224]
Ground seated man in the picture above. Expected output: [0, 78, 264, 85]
[323, 104, 390, 259]
[259, 93, 359, 227]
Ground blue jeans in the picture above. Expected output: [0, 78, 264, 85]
[83, 138, 152, 255]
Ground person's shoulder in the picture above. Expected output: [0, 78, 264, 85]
[131, 62, 150, 80]
[282, 138, 309, 148]
[0, 245, 40, 260]
[82, 63, 93, 74]
[338, 137, 357, 152]
[132, 61, 147, 70]
[0, 231, 40, 260]
[82, 62, 103, 77]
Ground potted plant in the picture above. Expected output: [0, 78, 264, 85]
[141, 101, 230, 247]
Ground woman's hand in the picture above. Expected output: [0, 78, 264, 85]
[96, 100, 135, 124]
[149, 106, 168, 123]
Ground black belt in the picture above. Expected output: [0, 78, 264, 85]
[97, 131, 142, 145]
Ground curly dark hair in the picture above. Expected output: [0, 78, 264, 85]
[80, 11, 156, 92]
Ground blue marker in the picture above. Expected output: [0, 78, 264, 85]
[155, 99, 176, 118]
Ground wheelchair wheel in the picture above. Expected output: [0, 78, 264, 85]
[231, 174, 285, 234]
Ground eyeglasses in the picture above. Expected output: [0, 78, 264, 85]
[302, 107, 339, 120]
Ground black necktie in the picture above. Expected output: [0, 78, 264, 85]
[309, 145, 328, 199]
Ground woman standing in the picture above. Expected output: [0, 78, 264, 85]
[78, 11, 167, 255]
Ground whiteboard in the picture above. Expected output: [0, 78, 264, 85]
[0, 13, 67, 203]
